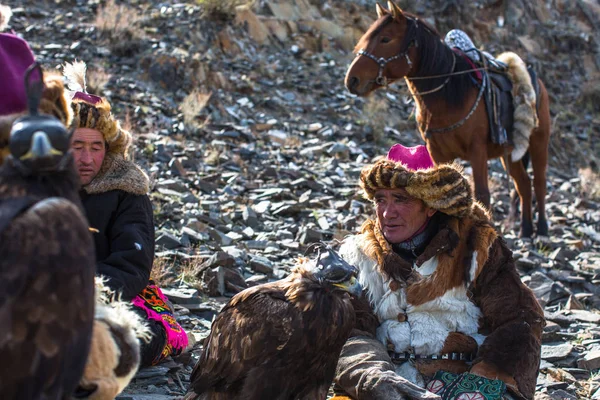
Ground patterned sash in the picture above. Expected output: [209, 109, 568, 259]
[132, 283, 188, 364]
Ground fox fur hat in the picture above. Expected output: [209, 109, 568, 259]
[360, 144, 473, 217]
[63, 61, 150, 196]
[63, 61, 131, 157]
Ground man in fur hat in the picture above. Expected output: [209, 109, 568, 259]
[64, 61, 188, 367]
[332, 144, 544, 400]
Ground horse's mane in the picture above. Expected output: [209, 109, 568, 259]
[407, 13, 473, 106]
[358, 13, 473, 107]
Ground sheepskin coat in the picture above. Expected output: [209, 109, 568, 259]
[337, 205, 545, 399]
[81, 153, 153, 301]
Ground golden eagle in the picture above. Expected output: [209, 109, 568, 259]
[0, 64, 95, 399]
[185, 246, 362, 400]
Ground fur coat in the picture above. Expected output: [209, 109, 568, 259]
[81, 149, 154, 301]
[337, 205, 545, 399]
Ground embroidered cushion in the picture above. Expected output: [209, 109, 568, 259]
[426, 371, 507, 400]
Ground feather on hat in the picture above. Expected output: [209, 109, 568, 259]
[0, 4, 12, 31]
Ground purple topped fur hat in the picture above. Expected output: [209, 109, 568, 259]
[0, 4, 35, 116]
[360, 144, 474, 217]
[0, 33, 35, 116]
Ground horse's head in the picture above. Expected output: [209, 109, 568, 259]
[345, 2, 418, 96]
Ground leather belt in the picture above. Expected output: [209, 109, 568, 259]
[389, 351, 476, 362]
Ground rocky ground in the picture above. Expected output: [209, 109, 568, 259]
[4, 0, 600, 398]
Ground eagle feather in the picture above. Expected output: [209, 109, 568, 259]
[63, 60, 88, 95]
[0, 4, 12, 31]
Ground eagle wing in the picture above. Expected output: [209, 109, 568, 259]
[189, 283, 306, 396]
[0, 197, 96, 399]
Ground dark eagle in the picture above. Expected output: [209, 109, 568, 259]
[185, 246, 362, 400]
[0, 64, 95, 399]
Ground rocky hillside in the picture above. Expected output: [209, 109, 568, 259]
[4, 0, 600, 398]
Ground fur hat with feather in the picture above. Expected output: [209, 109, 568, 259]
[63, 61, 131, 157]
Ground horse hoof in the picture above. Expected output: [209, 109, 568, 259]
[520, 223, 534, 238]
[537, 221, 548, 237]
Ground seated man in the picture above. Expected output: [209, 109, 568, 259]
[333, 144, 544, 399]
[64, 61, 188, 366]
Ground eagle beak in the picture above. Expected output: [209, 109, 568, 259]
[20, 131, 63, 160]
[333, 276, 362, 297]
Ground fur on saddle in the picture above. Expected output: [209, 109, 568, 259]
[495, 51, 538, 162]
[76, 277, 151, 400]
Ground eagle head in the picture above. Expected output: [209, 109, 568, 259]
[9, 117, 71, 172]
[8, 63, 72, 174]
[310, 245, 362, 297]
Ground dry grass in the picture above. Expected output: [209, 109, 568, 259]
[363, 96, 390, 144]
[179, 258, 204, 288]
[151, 257, 205, 289]
[96, 0, 144, 55]
[202, 144, 222, 166]
[579, 164, 600, 201]
[180, 90, 212, 129]
[579, 79, 600, 113]
[575, 370, 600, 399]
[96, 0, 142, 36]
[151, 257, 178, 287]
[197, 0, 251, 21]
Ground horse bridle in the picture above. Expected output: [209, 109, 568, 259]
[356, 17, 419, 86]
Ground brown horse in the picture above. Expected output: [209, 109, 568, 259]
[345, 2, 551, 238]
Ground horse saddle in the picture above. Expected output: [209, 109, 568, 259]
[485, 66, 540, 147]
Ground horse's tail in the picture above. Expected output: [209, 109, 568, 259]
[496, 51, 538, 162]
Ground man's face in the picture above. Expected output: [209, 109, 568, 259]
[71, 128, 106, 186]
[374, 188, 436, 244]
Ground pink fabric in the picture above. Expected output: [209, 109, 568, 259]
[73, 91, 103, 105]
[0, 32, 35, 116]
[459, 50, 483, 81]
[387, 144, 434, 171]
[132, 286, 188, 352]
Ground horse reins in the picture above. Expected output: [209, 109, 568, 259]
[409, 53, 456, 96]
[421, 77, 486, 136]
[356, 17, 419, 87]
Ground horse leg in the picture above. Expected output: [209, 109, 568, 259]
[510, 190, 520, 221]
[499, 156, 520, 223]
[529, 82, 551, 236]
[470, 147, 491, 209]
[507, 159, 533, 238]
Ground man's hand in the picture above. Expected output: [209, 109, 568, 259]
[362, 369, 441, 399]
